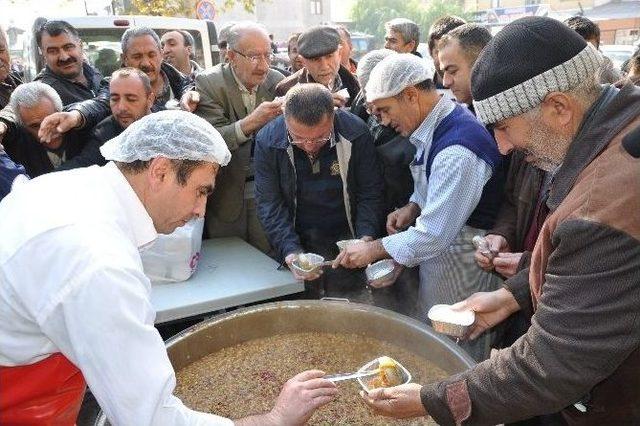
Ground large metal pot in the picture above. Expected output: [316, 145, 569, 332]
[96, 300, 475, 424]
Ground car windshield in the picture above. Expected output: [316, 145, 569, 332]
[78, 28, 205, 77]
[600, 46, 635, 70]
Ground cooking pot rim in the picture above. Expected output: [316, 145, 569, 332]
[164, 300, 476, 368]
[95, 300, 476, 426]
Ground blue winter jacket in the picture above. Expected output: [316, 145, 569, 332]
[0, 148, 27, 202]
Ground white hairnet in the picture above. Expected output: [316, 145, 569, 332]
[357, 48, 395, 88]
[100, 110, 231, 166]
[365, 53, 436, 102]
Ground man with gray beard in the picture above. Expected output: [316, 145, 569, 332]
[360, 16, 640, 425]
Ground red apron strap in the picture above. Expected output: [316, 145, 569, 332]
[0, 353, 86, 426]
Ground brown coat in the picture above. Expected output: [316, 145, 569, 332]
[421, 84, 640, 425]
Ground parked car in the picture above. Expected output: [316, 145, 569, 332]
[350, 32, 376, 61]
[22, 16, 220, 81]
[600, 44, 637, 71]
[273, 46, 290, 71]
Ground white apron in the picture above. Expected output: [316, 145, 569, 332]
[410, 151, 503, 362]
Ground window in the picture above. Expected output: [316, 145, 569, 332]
[77, 28, 205, 77]
[614, 28, 640, 45]
[78, 29, 126, 77]
[310, 0, 322, 15]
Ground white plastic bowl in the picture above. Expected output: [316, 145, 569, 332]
[356, 356, 412, 392]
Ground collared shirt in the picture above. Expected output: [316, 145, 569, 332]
[190, 60, 203, 81]
[231, 66, 257, 143]
[382, 95, 493, 267]
[46, 150, 65, 168]
[0, 163, 232, 425]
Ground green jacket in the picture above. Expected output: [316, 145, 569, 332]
[194, 63, 284, 222]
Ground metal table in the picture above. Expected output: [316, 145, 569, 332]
[151, 237, 303, 324]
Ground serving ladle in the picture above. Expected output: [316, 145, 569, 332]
[324, 369, 381, 382]
[291, 253, 337, 274]
[324, 356, 409, 389]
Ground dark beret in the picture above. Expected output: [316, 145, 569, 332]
[298, 26, 341, 59]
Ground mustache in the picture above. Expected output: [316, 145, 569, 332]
[139, 65, 155, 74]
[57, 57, 77, 67]
[114, 111, 134, 120]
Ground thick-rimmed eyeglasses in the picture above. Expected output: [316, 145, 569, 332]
[232, 49, 275, 64]
[287, 130, 333, 146]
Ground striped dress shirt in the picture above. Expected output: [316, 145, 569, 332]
[382, 95, 492, 267]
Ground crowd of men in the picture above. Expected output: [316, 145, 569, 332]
[0, 12, 639, 425]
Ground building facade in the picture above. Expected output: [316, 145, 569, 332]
[214, 0, 331, 42]
[464, 0, 640, 45]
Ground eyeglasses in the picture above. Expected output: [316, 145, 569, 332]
[287, 130, 333, 146]
[232, 49, 274, 64]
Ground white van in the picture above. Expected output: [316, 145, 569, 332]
[22, 15, 220, 81]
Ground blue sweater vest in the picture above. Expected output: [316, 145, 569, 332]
[425, 104, 504, 230]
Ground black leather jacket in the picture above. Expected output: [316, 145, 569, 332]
[57, 115, 124, 171]
[34, 62, 103, 106]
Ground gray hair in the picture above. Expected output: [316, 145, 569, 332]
[9, 82, 63, 126]
[226, 22, 269, 50]
[357, 49, 395, 88]
[121, 27, 162, 56]
[523, 75, 602, 123]
[333, 25, 351, 43]
[284, 83, 334, 126]
[385, 18, 420, 50]
[218, 22, 236, 43]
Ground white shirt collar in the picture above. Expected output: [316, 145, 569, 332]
[103, 162, 157, 249]
[410, 94, 456, 154]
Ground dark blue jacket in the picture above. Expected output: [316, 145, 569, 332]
[0, 148, 27, 202]
[255, 109, 385, 260]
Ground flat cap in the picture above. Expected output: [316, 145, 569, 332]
[298, 26, 341, 59]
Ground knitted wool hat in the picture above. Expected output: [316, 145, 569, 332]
[471, 16, 604, 125]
